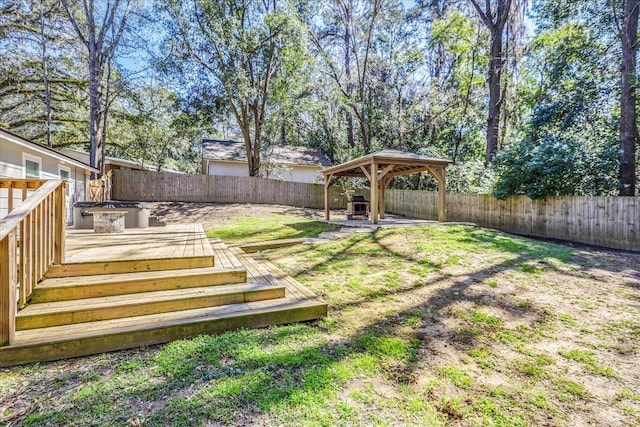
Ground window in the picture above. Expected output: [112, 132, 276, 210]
[59, 165, 71, 195]
[22, 153, 41, 179]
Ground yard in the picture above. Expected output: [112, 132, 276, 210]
[1, 203, 640, 426]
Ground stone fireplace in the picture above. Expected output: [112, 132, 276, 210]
[347, 195, 370, 220]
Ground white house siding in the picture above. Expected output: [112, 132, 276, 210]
[1, 136, 89, 223]
[207, 161, 323, 183]
[281, 165, 323, 183]
[208, 161, 250, 177]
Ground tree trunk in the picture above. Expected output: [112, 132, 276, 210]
[101, 57, 113, 178]
[61, 0, 131, 179]
[88, 47, 103, 179]
[280, 110, 286, 145]
[620, 0, 639, 196]
[344, 2, 355, 148]
[39, 5, 52, 147]
[358, 106, 370, 153]
[469, 0, 513, 166]
[486, 26, 503, 165]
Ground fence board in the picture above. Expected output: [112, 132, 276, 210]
[384, 188, 640, 251]
[111, 170, 640, 251]
[112, 170, 353, 209]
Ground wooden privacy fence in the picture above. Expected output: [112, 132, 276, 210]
[385, 190, 640, 251]
[112, 170, 640, 251]
[112, 169, 355, 209]
[0, 179, 66, 345]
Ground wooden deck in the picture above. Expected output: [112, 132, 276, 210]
[0, 226, 326, 367]
[64, 223, 214, 262]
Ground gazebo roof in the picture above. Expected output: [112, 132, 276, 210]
[321, 149, 451, 178]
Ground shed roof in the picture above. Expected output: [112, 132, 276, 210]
[321, 149, 450, 178]
[202, 139, 333, 167]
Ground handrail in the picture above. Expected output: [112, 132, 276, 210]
[0, 179, 66, 346]
[0, 180, 61, 240]
[0, 178, 47, 215]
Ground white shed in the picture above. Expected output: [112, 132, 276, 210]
[201, 140, 332, 184]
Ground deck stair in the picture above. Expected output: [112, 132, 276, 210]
[0, 225, 327, 367]
[33, 266, 247, 302]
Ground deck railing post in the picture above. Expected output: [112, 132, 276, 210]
[0, 230, 17, 346]
[54, 183, 66, 265]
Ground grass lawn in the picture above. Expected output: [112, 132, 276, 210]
[206, 214, 341, 244]
[2, 212, 640, 426]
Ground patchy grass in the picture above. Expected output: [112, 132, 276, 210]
[3, 211, 640, 426]
[559, 348, 616, 377]
[205, 214, 340, 244]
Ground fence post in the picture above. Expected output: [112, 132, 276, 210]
[54, 183, 66, 265]
[0, 230, 17, 346]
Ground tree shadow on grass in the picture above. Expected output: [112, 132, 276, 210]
[207, 220, 338, 243]
[10, 225, 630, 425]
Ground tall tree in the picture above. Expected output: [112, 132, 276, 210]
[60, 0, 133, 176]
[110, 84, 201, 172]
[468, 0, 513, 165]
[0, 0, 87, 145]
[310, 0, 389, 154]
[619, 0, 639, 195]
[160, 0, 306, 176]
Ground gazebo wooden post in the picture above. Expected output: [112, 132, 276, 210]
[436, 167, 446, 222]
[324, 173, 333, 220]
[380, 176, 392, 219]
[370, 161, 378, 224]
[379, 177, 385, 219]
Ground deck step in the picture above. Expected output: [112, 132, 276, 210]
[17, 283, 286, 330]
[32, 266, 247, 302]
[31, 267, 247, 303]
[44, 255, 215, 278]
[1, 299, 327, 367]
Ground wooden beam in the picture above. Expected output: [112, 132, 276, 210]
[379, 176, 393, 219]
[421, 165, 447, 221]
[7, 183, 13, 214]
[436, 167, 446, 222]
[380, 178, 386, 219]
[54, 183, 66, 265]
[377, 164, 395, 180]
[385, 166, 432, 179]
[370, 162, 378, 224]
[0, 230, 17, 346]
[359, 166, 371, 181]
[324, 174, 333, 220]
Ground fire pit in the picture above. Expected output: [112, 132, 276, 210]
[347, 195, 370, 220]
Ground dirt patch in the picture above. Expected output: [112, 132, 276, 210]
[150, 202, 325, 231]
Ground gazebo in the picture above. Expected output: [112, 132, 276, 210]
[322, 149, 451, 224]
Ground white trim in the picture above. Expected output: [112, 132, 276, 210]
[2, 129, 97, 173]
[59, 164, 71, 195]
[58, 164, 71, 178]
[22, 152, 42, 178]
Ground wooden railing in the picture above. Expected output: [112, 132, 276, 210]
[0, 178, 47, 215]
[0, 179, 66, 346]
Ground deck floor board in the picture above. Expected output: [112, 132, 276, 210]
[64, 224, 211, 263]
